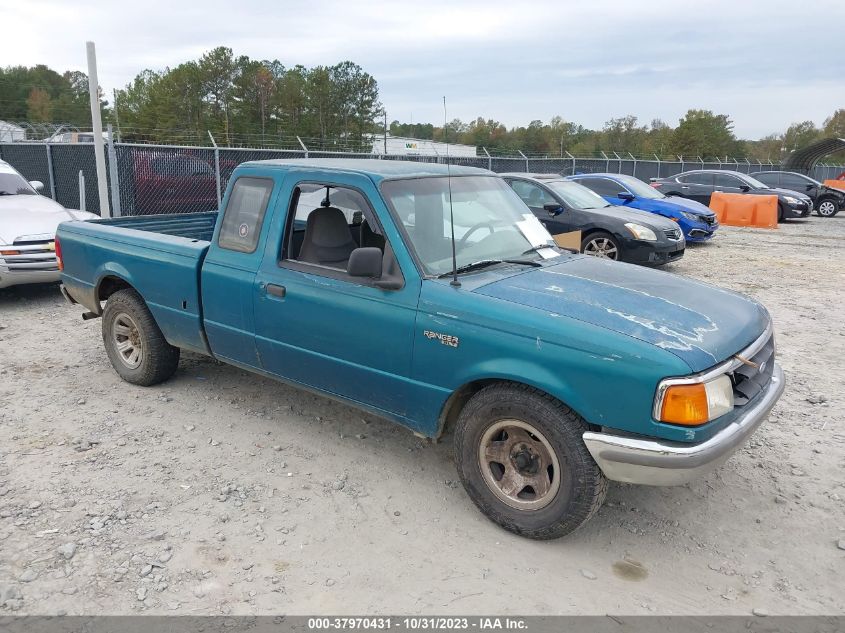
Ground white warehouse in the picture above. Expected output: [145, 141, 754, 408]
[369, 135, 477, 157]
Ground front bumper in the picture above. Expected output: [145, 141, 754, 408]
[0, 267, 61, 289]
[582, 363, 784, 486]
[625, 239, 685, 266]
[784, 201, 812, 218]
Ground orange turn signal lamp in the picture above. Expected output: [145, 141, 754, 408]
[655, 374, 734, 426]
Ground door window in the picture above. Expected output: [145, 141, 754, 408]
[282, 183, 396, 282]
[218, 177, 274, 253]
[508, 180, 556, 207]
[779, 173, 811, 189]
[578, 177, 622, 197]
[714, 173, 743, 188]
[679, 172, 714, 186]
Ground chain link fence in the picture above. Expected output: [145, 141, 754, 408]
[1, 141, 843, 217]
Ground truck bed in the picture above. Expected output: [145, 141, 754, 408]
[57, 212, 217, 355]
[93, 211, 218, 242]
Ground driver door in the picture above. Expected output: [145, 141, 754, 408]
[507, 179, 572, 234]
[252, 173, 421, 418]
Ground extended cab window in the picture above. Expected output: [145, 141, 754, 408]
[218, 177, 273, 253]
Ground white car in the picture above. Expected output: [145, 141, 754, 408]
[0, 159, 98, 289]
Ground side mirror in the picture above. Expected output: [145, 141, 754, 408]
[347, 247, 382, 279]
[739, 185, 751, 192]
[543, 203, 564, 215]
[617, 191, 635, 201]
[806, 184, 814, 191]
[29, 180, 45, 192]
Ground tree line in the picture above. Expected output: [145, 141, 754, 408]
[1, 50, 843, 162]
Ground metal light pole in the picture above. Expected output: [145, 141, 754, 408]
[86, 41, 110, 217]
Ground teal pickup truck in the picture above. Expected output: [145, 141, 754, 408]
[57, 159, 784, 539]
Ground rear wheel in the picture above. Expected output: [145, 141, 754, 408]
[581, 231, 621, 260]
[817, 198, 839, 217]
[777, 203, 785, 222]
[102, 288, 180, 386]
[454, 383, 607, 539]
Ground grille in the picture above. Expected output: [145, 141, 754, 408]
[731, 335, 775, 406]
[1, 239, 58, 273]
[663, 227, 682, 240]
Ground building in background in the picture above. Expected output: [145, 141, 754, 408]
[368, 134, 477, 157]
[0, 121, 25, 142]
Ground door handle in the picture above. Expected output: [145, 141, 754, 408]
[267, 284, 286, 298]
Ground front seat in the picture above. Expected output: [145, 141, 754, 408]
[298, 207, 357, 269]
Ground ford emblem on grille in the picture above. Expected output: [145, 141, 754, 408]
[758, 361, 767, 374]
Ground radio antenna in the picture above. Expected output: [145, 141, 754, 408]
[444, 96, 460, 288]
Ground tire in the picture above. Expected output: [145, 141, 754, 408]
[101, 288, 180, 386]
[453, 383, 608, 539]
[777, 203, 785, 222]
[816, 198, 839, 217]
[581, 231, 621, 261]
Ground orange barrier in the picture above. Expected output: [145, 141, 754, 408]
[823, 179, 845, 192]
[709, 192, 778, 228]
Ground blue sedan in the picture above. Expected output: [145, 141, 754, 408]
[567, 173, 718, 243]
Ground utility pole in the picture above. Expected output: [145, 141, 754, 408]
[86, 41, 110, 217]
[383, 109, 388, 154]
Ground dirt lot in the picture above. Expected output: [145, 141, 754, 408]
[0, 215, 843, 616]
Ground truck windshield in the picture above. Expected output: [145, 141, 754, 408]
[382, 176, 557, 276]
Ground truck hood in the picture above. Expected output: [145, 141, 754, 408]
[0, 195, 97, 244]
[474, 257, 769, 372]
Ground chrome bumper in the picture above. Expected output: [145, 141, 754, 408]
[583, 363, 785, 486]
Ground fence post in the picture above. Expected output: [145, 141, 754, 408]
[483, 147, 491, 171]
[45, 143, 56, 200]
[106, 124, 122, 217]
[208, 131, 222, 208]
[678, 155, 685, 172]
[518, 150, 528, 172]
[601, 151, 609, 172]
[566, 151, 575, 176]
[78, 170, 86, 212]
[297, 136, 309, 159]
[654, 154, 661, 179]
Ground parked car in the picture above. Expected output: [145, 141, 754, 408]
[566, 173, 718, 243]
[750, 171, 845, 217]
[130, 151, 218, 215]
[502, 173, 685, 265]
[0, 159, 97, 289]
[57, 159, 784, 539]
[650, 170, 812, 221]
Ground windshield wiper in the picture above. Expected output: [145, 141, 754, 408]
[521, 244, 558, 255]
[0, 192, 15, 196]
[437, 258, 540, 278]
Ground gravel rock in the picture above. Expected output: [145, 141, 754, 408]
[139, 564, 153, 577]
[752, 608, 769, 617]
[580, 569, 597, 580]
[19, 569, 38, 583]
[136, 587, 147, 601]
[837, 540, 845, 551]
[57, 542, 77, 560]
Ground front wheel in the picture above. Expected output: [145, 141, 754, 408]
[816, 198, 839, 217]
[102, 288, 180, 386]
[581, 231, 621, 260]
[454, 383, 608, 539]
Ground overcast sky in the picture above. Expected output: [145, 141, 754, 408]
[2, 0, 843, 139]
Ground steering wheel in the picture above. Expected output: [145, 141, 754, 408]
[458, 222, 495, 248]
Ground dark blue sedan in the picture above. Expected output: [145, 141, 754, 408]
[567, 173, 718, 243]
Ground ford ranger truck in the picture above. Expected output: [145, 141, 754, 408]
[56, 159, 785, 539]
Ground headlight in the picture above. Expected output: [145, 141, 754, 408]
[655, 374, 734, 426]
[624, 223, 657, 241]
[783, 196, 799, 205]
[680, 211, 700, 221]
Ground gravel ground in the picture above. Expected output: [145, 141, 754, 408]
[0, 215, 843, 616]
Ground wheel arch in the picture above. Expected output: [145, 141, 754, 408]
[434, 377, 598, 439]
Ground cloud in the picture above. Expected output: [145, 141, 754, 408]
[1, 0, 843, 138]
